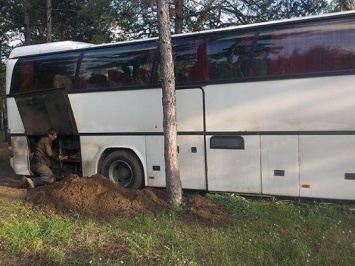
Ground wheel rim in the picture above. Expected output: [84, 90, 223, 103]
[108, 159, 133, 186]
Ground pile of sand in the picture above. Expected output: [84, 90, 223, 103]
[26, 174, 231, 225]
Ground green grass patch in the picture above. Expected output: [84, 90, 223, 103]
[0, 193, 354, 265]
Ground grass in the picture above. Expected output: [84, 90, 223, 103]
[0, 193, 354, 265]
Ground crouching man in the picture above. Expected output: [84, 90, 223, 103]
[25, 128, 67, 188]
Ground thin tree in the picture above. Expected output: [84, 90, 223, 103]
[46, 0, 52, 42]
[157, 0, 183, 205]
[24, 0, 31, 45]
[338, 0, 355, 9]
[174, 0, 184, 34]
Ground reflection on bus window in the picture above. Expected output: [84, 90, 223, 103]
[9, 15, 355, 94]
[209, 33, 255, 80]
[174, 33, 257, 83]
[259, 18, 355, 76]
[11, 53, 79, 93]
[174, 38, 211, 83]
[78, 42, 158, 90]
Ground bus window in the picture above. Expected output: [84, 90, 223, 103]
[78, 42, 158, 90]
[134, 48, 157, 85]
[249, 38, 269, 78]
[173, 37, 211, 83]
[259, 18, 355, 77]
[173, 39, 190, 82]
[11, 53, 79, 93]
[208, 32, 256, 80]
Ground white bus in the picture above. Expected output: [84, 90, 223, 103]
[6, 11, 355, 200]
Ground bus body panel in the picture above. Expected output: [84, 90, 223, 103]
[207, 135, 262, 193]
[6, 98, 25, 133]
[69, 90, 164, 133]
[80, 136, 147, 178]
[11, 136, 31, 175]
[299, 136, 355, 200]
[176, 89, 205, 132]
[5, 59, 16, 95]
[204, 75, 355, 132]
[261, 135, 300, 197]
[146, 135, 206, 189]
[8, 41, 93, 59]
[146, 136, 166, 187]
[69, 88, 204, 134]
[177, 135, 206, 189]
[74, 88, 206, 189]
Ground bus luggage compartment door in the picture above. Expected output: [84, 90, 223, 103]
[14, 88, 78, 136]
[146, 88, 206, 190]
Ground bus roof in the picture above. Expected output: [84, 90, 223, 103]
[9, 41, 94, 59]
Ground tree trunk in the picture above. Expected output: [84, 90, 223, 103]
[157, 0, 183, 205]
[338, 0, 355, 10]
[24, 1, 31, 45]
[47, 0, 52, 42]
[174, 0, 184, 34]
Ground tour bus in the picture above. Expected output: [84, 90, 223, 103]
[6, 11, 355, 200]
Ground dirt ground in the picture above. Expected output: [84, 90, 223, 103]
[0, 141, 231, 225]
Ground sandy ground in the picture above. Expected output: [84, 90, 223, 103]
[0, 141, 231, 225]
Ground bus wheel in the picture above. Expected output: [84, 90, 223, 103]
[101, 150, 144, 189]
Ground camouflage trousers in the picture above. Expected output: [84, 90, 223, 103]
[30, 162, 56, 187]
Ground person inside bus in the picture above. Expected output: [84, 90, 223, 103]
[86, 73, 110, 88]
[24, 128, 67, 188]
[134, 49, 156, 85]
[53, 74, 73, 90]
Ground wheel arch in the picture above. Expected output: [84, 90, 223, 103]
[96, 146, 147, 185]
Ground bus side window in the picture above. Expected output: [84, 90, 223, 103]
[250, 48, 269, 78]
[17, 61, 35, 93]
[108, 68, 132, 87]
[175, 60, 188, 82]
[208, 33, 256, 81]
[261, 19, 355, 77]
[188, 40, 210, 82]
[86, 73, 110, 89]
[134, 49, 155, 85]
[108, 70, 125, 86]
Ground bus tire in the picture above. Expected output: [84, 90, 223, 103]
[100, 150, 144, 189]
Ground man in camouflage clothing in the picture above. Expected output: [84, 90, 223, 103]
[25, 128, 67, 188]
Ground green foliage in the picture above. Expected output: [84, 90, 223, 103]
[0, 0, 115, 45]
[207, 193, 250, 214]
[0, 0, 334, 48]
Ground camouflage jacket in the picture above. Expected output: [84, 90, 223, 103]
[33, 136, 59, 166]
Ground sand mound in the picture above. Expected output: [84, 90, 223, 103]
[26, 174, 232, 225]
[26, 174, 169, 220]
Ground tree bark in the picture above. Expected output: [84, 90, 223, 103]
[47, 0, 52, 42]
[157, 0, 183, 205]
[174, 0, 184, 34]
[338, 0, 355, 10]
[24, 0, 31, 45]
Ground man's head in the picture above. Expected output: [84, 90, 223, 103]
[47, 128, 58, 141]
